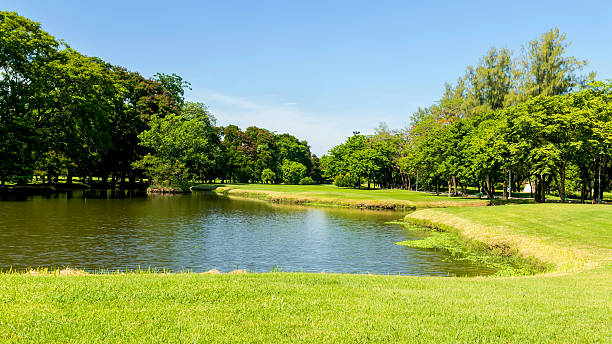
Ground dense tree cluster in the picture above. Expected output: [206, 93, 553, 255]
[0, 12, 321, 188]
[322, 29, 612, 203]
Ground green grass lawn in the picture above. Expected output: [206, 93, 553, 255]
[193, 183, 489, 209]
[0, 267, 610, 343]
[2, 197, 611, 342]
[426, 204, 612, 251]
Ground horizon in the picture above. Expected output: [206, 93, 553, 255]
[4, 0, 612, 155]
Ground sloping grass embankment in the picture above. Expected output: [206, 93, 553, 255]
[404, 203, 612, 272]
[193, 183, 490, 209]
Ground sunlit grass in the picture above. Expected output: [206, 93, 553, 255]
[406, 204, 612, 272]
[0, 267, 610, 343]
[193, 183, 489, 209]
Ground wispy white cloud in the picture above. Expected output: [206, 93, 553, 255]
[187, 90, 375, 156]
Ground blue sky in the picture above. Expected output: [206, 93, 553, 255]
[3, 1, 612, 155]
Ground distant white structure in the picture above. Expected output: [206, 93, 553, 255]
[523, 183, 532, 193]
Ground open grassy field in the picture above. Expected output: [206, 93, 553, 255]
[193, 183, 490, 209]
[1, 203, 611, 343]
[0, 268, 609, 343]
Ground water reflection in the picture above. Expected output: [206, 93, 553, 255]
[0, 190, 496, 276]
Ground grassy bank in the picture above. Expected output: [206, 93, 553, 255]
[193, 183, 490, 209]
[405, 204, 612, 272]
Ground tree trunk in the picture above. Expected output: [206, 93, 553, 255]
[452, 175, 457, 196]
[486, 175, 494, 199]
[435, 177, 439, 196]
[599, 159, 607, 203]
[580, 177, 587, 204]
[448, 177, 452, 197]
[542, 174, 547, 203]
[502, 180, 507, 200]
[558, 163, 566, 203]
[536, 174, 546, 203]
[101, 173, 109, 187]
[66, 168, 73, 185]
[557, 171, 565, 203]
[535, 175, 541, 203]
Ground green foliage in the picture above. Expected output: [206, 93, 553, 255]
[261, 168, 276, 184]
[323, 132, 398, 189]
[153, 73, 191, 107]
[333, 173, 358, 187]
[135, 103, 220, 189]
[0, 11, 59, 184]
[134, 154, 191, 191]
[298, 176, 316, 185]
[516, 28, 592, 99]
[466, 47, 513, 111]
[281, 160, 307, 184]
[396, 230, 538, 276]
[220, 125, 319, 184]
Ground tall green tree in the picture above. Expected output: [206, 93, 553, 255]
[514, 28, 592, 101]
[135, 103, 221, 190]
[153, 73, 191, 108]
[467, 47, 513, 111]
[0, 11, 61, 184]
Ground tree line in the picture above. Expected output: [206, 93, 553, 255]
[3, 11, 611, 201]
[321, 29, 612, 203]
[0, 11, 322, 189]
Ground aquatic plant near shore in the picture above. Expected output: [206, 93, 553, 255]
[395, 226, 544, 276]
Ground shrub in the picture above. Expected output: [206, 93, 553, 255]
[281, 160, 307, 184]
[298, 176, 316, 185]
[261, 168, 276, 184]
[334, 173, 358, 187]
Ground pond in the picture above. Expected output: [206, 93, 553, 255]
[0, 190, 496, 276]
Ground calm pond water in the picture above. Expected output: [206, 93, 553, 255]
[0, 190, 495, 276]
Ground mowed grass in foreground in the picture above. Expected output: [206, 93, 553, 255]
[193, 183, 489, 209]
[0, 267, 610, 343]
